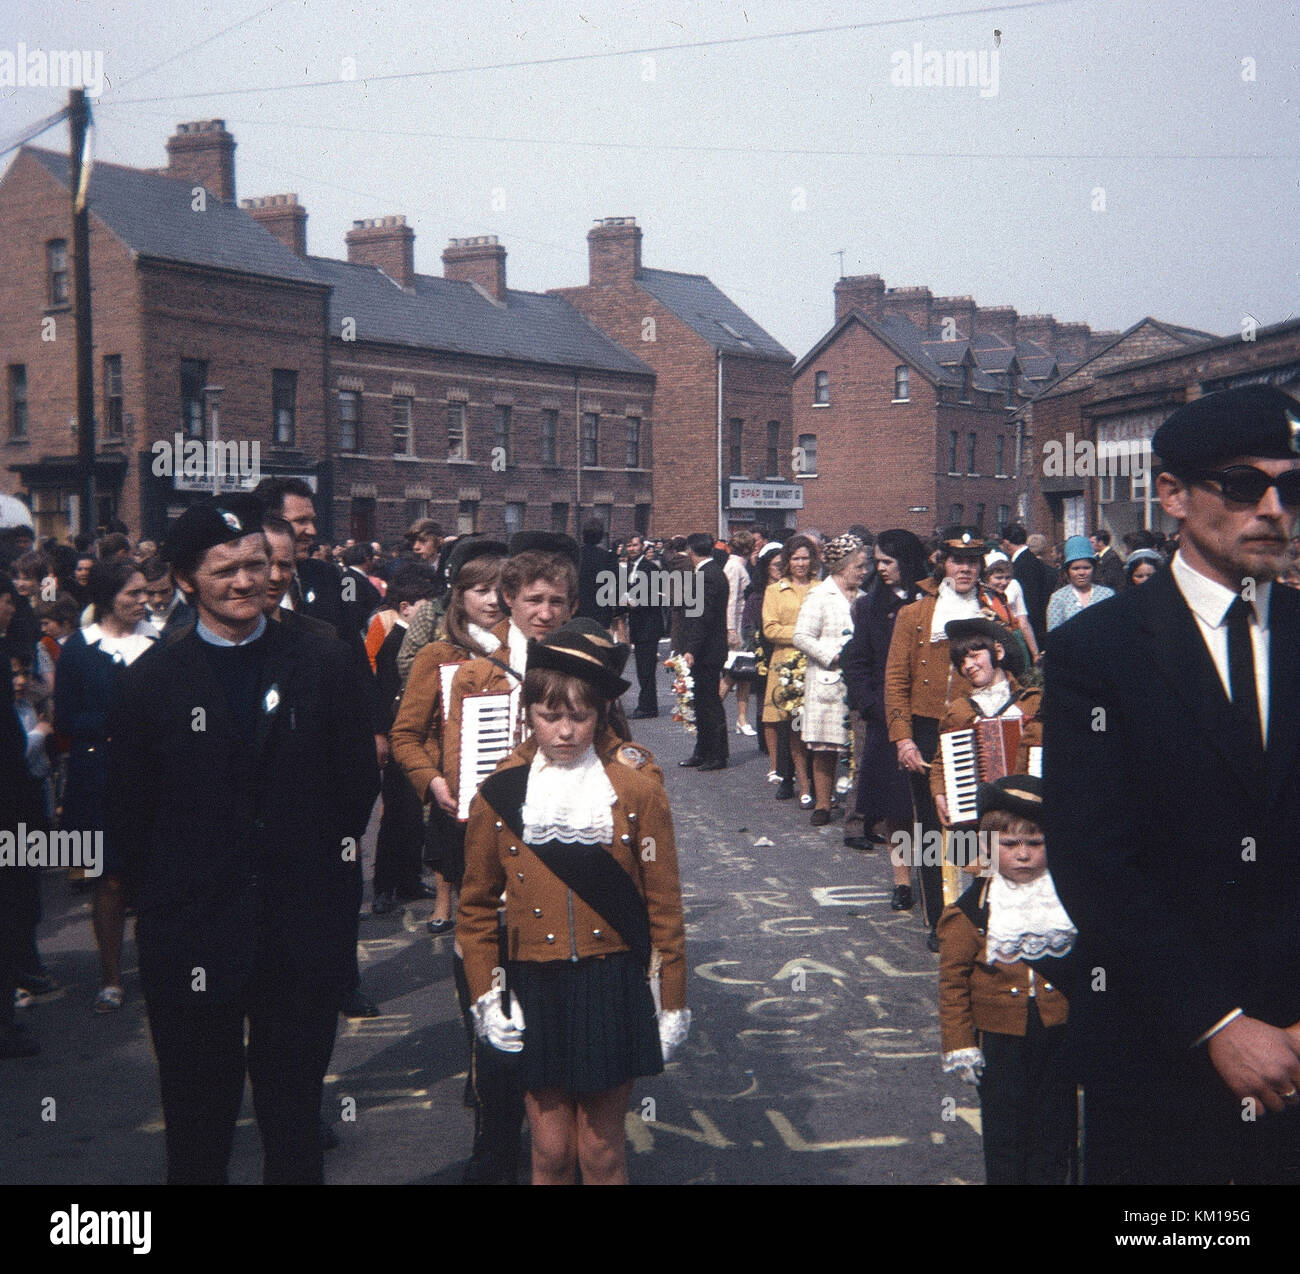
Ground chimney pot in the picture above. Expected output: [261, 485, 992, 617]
[346, 215, 416, 288]
[443, 235, 507, 302]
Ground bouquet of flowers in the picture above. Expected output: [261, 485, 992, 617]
[770, 650, 807, 716]
[662, 653, 696, 735]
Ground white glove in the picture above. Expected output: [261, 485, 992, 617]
[658, 1008, 692, 1063]
[942, 1046, 985, 1086]
[472, 989, 525, 1053]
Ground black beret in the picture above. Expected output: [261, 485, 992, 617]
[163, 494, 267, 575]
[508, 531, 580, 566]
[976, 773, 1043, 823]
[527, 618, 630, 700]
[1152, 385, 1300, 470]
[445, 536, 508, 586]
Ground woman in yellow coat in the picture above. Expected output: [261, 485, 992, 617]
[761, 534, 818, 804]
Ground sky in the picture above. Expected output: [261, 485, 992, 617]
[2, 0, 1297, 359]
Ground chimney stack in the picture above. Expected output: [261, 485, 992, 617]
[241, 193, 307, 256]
[1015, 314, 1059, 351]
[1055, 322, 1093, 365]
[933, 295, 976, 340]
[346, 216, 415, 289]
[588, 217, 642, 284]
[834, 274, 886, 323]
[973, 305, 1019, 342]
[165, 119, 236, 203]
[881, 286, 934, 331]
[443, 235, 508, 302]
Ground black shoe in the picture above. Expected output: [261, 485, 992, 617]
[371, 893, 392, 915]
[774, 780, 795, 800]
[890, 885, 914, 911]
[698, 759, 727, 771]
[678, 756, 704, 768]
[395, 883, 436, 901]
[631, 709, 658, 720]
[340, 989, 380, 1018]
[0, 1025, 40, 1059]
[926, 929, 941, 954]
[811, 808, 830, 826]
[843, 835, 872, 851]
[16, 970, 58, 995]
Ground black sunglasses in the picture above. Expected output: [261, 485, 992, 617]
[1188, 465, 1300, 508]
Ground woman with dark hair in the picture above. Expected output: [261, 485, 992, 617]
[761, 534, 819, 804]
[841, 530, 928, 905]
[1124, 547, 1162, 586]
[54, 557, 156, 1012]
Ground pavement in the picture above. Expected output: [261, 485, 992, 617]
[1, 673, 985, 1186]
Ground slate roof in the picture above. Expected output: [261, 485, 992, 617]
[636, 267, 793, 361]
[23, 146, 324, 286]
[309, 256, 652, 374]
[873, 314, 1001, 392]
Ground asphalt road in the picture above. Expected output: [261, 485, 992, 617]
[1, 673, 984, 1186]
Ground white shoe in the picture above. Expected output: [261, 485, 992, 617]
[766, 770, 781, 783]
[737, 723, 757, 736]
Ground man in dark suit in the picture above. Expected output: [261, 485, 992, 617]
[576, 518, 618, 629]
[1001, 523, 1055, 652]
[623, 533, 665, 718]
[107, 496, 380, 1183]
[677, 531, 729, 770]
[339, 543, 384, 639]
[1044, 384, 1300, 1184]
[1089, 528, 1127, 592]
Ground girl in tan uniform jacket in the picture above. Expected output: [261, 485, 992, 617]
[459, 620, 688, 1185]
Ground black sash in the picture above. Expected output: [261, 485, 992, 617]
[478, 763, 652, 968]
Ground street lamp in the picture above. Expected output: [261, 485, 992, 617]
[202, 385, 223, 495]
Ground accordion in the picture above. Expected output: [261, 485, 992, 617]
[938, 718, 1033, 825]
[456, 690, 519, 821]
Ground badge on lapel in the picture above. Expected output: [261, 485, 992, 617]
[263, 685, 280, 715]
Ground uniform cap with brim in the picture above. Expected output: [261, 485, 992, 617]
[508, 531, 580, 566]
[939, 527, 987, 556]
[445, 536, 508, 586]
[527, 618, 631, 699]
[164, 493, 267, 576]
[976, 774, 1043, 823]
[1152, 384, 1300, 469]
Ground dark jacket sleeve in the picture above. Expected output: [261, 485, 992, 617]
[104, 659, 162, 902]
[841, 595, 872, 714]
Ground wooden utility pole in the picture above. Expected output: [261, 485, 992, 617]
[69, 89, 96, 533]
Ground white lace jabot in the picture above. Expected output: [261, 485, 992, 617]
[930, 579, 982, 640]
[986, 871, 1077, 963]
[521, 746, 616, 845]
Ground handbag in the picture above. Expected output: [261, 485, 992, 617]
[723, 649, 759, 682]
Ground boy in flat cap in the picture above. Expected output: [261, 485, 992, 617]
[1044, 384, 1300, 1183]
[938, 775, 1077, 1184]
[106, 496, 379, 1183]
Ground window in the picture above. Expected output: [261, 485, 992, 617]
[47, 240, 69, 307]
[995, 434, 1005, 475]
[494, 405, 511, 464]
[9, 365, 28, 439]
[967, 432, 977, 474]
[813, 371, 829, 404]
[635, 503, 651, 537]
[894, 365, 910, 401]
[796, 432, 818, 477]
[766, 421, 780, 477]
[504, 502, 525, 538]
[949, 503, 965, 525]
[975, 503, 986, 533]
[960, 364, 972, 402]
[948, 430, 958, 473]
[103, 355, 123, 437]
[729, 418, 744, 476]
[181, 359, 208, 439]
[338, 391, 361, 452]
[541, 409, 558, 465]
[392, 395, 413, 456]
[581, 412, 599, 467]
[625, 416, 641, 469]
[272, 371, 297, 446]
[405, 499, 429, 524]
[550, 502, 569, 534]
[447, 403, 467, 460]
[457, 499, 478, 535]
[997, 505, 1010, 530]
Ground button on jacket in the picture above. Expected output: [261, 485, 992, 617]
[458, 735, 684, 1010]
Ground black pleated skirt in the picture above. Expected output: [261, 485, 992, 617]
[422, 805, 465, 885]
[513, 951, 662, 1094]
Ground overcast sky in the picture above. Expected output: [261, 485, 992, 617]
[3, 0, 1296, 357]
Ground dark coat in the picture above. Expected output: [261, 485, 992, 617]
[105, 619, 380, 1008]
[577, 543, 619, 628]
[677, 559, 728, 669]
[1094, 546, 1127, 593]
[1011, 547, 1056, 649]
[341, 566, 384, 640]
[624, 555, 666, 645]
[1042, 567, 1300, 1089]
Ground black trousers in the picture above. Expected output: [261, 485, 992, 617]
[145, 963, 340, 1184]
[1082, 1054, 1300, 1184]
[632, 638, 660, 715]
[373, 760, 425, 896]
[905, 714, 943, 930]
[691, 661, 728, 764]
[978, 1003, 1076, 1184]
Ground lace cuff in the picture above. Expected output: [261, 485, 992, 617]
[658, 1008, 692, 1062]
[942, 1046, 986, 1081]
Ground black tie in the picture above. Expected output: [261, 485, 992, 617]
[1225, 596, 1261, 746]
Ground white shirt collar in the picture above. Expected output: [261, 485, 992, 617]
[1172, 552, 1272, 630]
[196, 614, 268, 647]
[507, 621, 530, 672]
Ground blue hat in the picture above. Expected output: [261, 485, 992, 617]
[1062, 535, 1095, 566]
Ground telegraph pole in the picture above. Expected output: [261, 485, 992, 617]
[70, 89, 96, 533]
